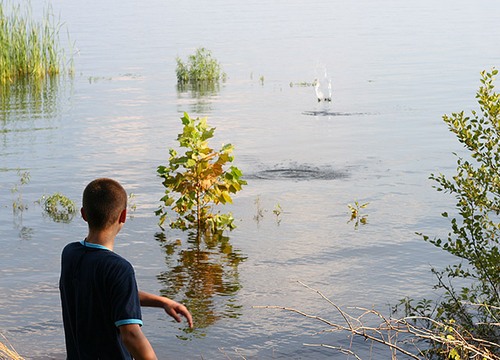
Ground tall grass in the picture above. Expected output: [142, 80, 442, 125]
[176, 47, 226, 84]
[0, 335, 24, 360]
[0, 1, 69, 84]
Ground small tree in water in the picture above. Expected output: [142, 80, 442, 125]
[156, 112, 246, 232]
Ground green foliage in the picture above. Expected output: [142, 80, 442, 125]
[39, 192, 76, 223]
[0, 1, 71, 84]
[420, 69, 500, 354]
[156, 112, 246, 232]
[347, 201, 369, 229]
[176, 48, 226, 85]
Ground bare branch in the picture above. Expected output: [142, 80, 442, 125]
[254, 282, 500, 359]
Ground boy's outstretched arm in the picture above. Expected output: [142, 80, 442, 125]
[139, 290, 194, 329]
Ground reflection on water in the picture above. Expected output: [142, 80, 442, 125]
[176, 82, 222, 114]
[155, 230, 246, 335]
[0, 76, 65, 122]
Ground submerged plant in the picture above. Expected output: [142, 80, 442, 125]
[156, 112, 246, 232]
[253, 196, 264, 223]
[0, 1, 71, 84]
[128, 193, 137, 213]
[273, 203, 283, 225]
[11, 169, 30, 213]
[39, 192, 76, 223]
[347, 201, 369, 229]
[176, 48, 226, 85]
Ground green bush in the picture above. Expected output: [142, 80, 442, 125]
[176, 48, 226, 84]
[417, 69, 500, 357]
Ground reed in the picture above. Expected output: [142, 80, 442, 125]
[0, 335, 24, 360]
[176, 47, 226, 84]
[0, 1, 68, 84]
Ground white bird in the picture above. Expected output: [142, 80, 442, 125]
[314, 71, 332, 102]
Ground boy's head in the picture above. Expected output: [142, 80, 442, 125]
[82, 178, 127, 230]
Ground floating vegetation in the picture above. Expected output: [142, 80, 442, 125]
[176, 47, 226, 85]
[273, 203, 283, 217]
[39, 192, 76, 223]
[0, 1, 72, 84]
[289, 81, 315, 87]
[253, 197, 283, 225]
[348, 201, 369, 230]
[253, 196, 264, 223]
[273, 203, 283, 225]
[128, 193, 137, 212]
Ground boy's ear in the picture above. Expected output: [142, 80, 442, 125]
[119, 209, 127, 224]
[81, 207, 88, 222]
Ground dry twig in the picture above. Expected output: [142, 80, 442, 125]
[254, 281, 500, 359]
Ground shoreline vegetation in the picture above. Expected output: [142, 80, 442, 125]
[0, 1, 72, 85]
[0, 335, 23, 360]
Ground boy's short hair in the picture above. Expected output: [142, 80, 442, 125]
[82, 178, 127, 229]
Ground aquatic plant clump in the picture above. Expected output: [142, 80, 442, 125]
[40, 192, 77, 223]
[176, 48, 226, 84]
[0, 1, 70, 84]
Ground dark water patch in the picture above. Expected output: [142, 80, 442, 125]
[0, 126, 57, 134]
[8, 319, 61, 334]
[302, 110, 372, 117]
[248, 164, 348, 181]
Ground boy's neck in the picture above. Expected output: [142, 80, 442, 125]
[85, 229, 117, 251]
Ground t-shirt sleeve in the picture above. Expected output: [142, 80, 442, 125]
[107, 259, 143, 328]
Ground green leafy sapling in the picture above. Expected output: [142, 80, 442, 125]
[156, 112, 246, 232]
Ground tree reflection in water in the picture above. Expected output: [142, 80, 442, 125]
[155, 230, 246, 335]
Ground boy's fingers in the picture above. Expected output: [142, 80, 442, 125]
[165, 303, 193, 328]
[183, 310, 194, 328]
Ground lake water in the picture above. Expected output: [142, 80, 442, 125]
[1, 0, 500, 358]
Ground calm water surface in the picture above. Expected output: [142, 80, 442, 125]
[2, 0, 500, 358]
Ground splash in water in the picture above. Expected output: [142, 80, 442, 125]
[314, 69, 332, 102]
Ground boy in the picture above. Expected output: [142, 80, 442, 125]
[59, 178, 193, 359]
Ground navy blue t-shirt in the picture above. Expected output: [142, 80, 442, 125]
[59, 240, 143, 359]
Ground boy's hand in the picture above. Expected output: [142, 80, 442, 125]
[139, 290, 194, 328]
[163, 299, 194, 328]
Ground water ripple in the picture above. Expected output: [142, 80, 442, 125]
[247, 163, 349, 181]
